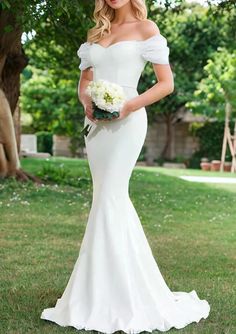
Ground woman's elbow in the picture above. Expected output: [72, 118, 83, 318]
[166, 80, 174, 95]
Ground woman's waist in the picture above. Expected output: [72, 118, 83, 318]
[93, 75, 138, 90]
[121, 85, 139, 99]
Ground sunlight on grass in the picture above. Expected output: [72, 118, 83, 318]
[136, 165, 236, 193]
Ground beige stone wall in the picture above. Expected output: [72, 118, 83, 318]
[53, 135, 73, 157]
[174, 123, 199, 158]
[144, 121, 199, 163]
[52, 122, 200, 162]
[53, 135, 87, 158]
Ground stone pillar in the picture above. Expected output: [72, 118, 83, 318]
[20, 134, 37, 153]
[53, 135, 72, 157]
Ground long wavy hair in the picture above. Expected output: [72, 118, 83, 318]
[87, 0, 147, 43]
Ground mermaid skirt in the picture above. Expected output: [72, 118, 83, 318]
[40, 87, 210, 333]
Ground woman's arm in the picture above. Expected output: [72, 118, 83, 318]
[78, 67, 97, 122]
[118, 20, 174, 118]
[128, 63, 174, 112]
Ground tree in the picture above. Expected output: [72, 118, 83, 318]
[0, 0, 186, 179]
[20, 65, 84, 156]
[1, 0, 234, 178]
[187, 48, 236, 119]
[0, 2, 28, 178]
[0, 0, 94, 179]
[186, 48, 236, 170]
[141, 1, 235, 160]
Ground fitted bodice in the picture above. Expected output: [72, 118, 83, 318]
[89, 43, 146, 89]
[77, 33, 170, 90]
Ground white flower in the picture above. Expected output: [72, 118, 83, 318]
[86, 79, 126, 113]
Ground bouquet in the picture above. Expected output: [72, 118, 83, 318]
[81, 79, 126, 137]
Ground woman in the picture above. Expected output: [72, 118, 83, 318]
[40, 0, 210, 332]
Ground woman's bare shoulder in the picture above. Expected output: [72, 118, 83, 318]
[138, 19, 160, 39]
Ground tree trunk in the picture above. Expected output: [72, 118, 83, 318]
[160, 114, 175, 160]
[0, 7, 38, 180]
[0, 89, 20, 176]
[13, 101, 21, 153]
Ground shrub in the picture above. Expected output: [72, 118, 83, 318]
[138, 146, 147, 161]
[189, 121, 234, 168]
[36, 163, 90, 188]
[36, 131, 53, 155]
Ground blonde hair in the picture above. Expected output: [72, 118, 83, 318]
[87, 0, 147, 43]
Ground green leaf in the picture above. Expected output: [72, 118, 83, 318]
[1, 0, 11, 10]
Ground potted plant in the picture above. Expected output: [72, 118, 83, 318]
[200, 157, 211, 171]
[224, 161, 232, 172]
[210, 160, 221, 171]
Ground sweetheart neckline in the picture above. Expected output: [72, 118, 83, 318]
[90, 33, 164, 49]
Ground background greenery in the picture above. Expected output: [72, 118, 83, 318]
[188, 120, 235, 168]
[17, 0, 236, 160]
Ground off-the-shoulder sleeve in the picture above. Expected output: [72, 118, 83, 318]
[140, 34, 170, 65]
[77, 42, 92, 71]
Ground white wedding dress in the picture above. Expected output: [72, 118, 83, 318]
[40, 33, 210, 333]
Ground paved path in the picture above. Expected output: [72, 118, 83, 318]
[180, 176, 236, 184]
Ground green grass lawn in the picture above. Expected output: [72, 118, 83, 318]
[1, 157, 235, 334]
[136, 165, 236, 193]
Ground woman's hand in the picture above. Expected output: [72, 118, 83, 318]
[83, 95, 98, 123]
[116, 100, 133, 120]
[78, 68, 98, 123]
[93, 101, 133, 123]
[85, 99, 134, 123]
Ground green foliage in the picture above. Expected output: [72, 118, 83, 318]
[188, 150, 203, 169]
[155, 155, 187, 165]
[92, 101, 120, 120]
[187, 48, 236, 119]
[20, 65, 85, 154]
[36, 163, 90, 188]
[21, 112, 34, 134]
[36, 131, 53, 155]
[17, 1, 95, 74]
[137, 145, 147, 162]
[140, 2, 233, 125]
[4, 0, 235, 162]
[189, 121, 234, 168]
[0, 0, 11, 10]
